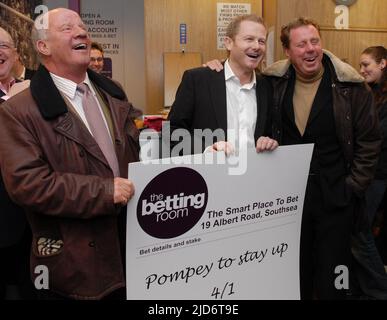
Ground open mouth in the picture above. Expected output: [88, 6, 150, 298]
[0, 59, 5, 64]
[246, 53, 260, 60]
[304, 56, 317, 63]
[72, 43, 88, 50]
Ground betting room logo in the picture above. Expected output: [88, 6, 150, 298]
[137, 167, 208, 239]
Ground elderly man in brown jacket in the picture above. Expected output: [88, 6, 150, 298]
[0, 8, 140, 300]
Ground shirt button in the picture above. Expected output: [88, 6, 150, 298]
[89, 241, 95, 247]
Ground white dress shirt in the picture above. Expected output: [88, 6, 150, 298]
[224, 60, 257, 150]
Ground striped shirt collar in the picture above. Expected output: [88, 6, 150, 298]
[50, 72, 95, 100]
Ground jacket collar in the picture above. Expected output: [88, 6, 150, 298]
[30, 64, 127, 120]
[263, 49, 364, 83]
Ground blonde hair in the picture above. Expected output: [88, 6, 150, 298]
[225, 14, 266, 40]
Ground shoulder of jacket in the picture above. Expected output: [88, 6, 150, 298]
[185, 66, 219, 76]
[323, 50, 364, 83]
[0, 89, 42, 121]
[263, 59, 291, 78]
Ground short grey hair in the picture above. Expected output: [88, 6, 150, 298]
[31, 11, 49, 54]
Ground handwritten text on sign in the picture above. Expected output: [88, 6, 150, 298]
[126, 145, 313, 299]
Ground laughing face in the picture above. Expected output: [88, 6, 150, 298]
[285, 25, 323, 79]
[0, 29, 17, 83]
[38, 8, 91, 80]
[359, 53, 386, 84]
[225, 20, 266, 78]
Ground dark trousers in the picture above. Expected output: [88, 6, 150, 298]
[300, 176, 352, 300]
[351, 230, 387, 299]
[376, 193, 387, 264]
[376, 212, 387, 264]
[349, 179, 387, 299]
[0, 228, 35, 300]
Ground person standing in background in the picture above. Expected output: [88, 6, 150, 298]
[0, 27, 17, 101]
[0, 26, 35, 300]
[89, 41, 104, 74]
[88, 41, 135, 107]
[351, 46, 387, 299]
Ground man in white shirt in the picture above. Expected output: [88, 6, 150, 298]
[167, 14, 277, 155]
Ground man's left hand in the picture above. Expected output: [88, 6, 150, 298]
[256, 136, 279, 153]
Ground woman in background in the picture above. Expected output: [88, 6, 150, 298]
[351, 46, 387, 300]
[360, 46, 387, 233]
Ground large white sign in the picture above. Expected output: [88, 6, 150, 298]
[217, 3, 251, 49]
[126, 145, 313, 300]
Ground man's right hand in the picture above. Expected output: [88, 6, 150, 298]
[203, 59, 224, 72]
[114, 177, 135, 205]
[208, 141, 235, 156]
